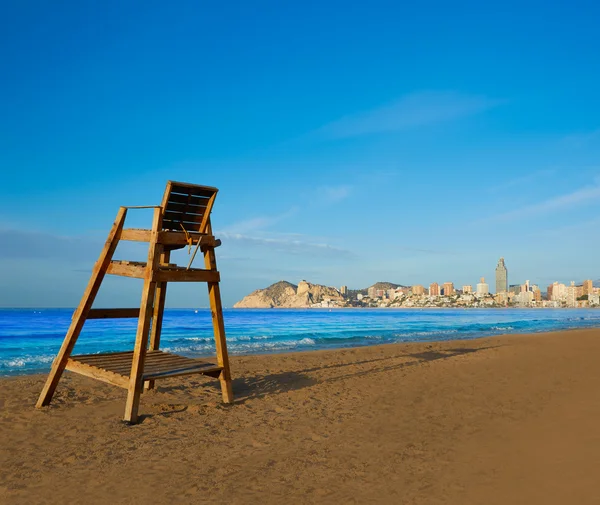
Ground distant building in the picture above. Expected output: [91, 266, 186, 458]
[442, 282, 455, 296]
[566, 281, 578, 307]
[462, 285, 473, 294]
[495, 258, 508, 293]
[367, 287, 377, 298]
[429, 282, 440, 296]
[533, 288, 542, 302]
[476, 277, 489, 295]
[340, 285, 348, 296]
[550, 282, 567, 302]
[412, 285, 425, 296]
[509, 284, 521, 295]
[515, 290, 534, 306]
[547, 284, 553, 300]
[521, 280, 530, 293]
[583, 279, 593, 295]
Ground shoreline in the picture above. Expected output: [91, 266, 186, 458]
[2, 326, 600, 504]
[1, 325, 597, 380]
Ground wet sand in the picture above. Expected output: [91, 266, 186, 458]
[1, 328, 600, 504]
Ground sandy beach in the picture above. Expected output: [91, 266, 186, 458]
[1, 328, 600, 504]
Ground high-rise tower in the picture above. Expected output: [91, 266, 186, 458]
[495, 257, 508, 293]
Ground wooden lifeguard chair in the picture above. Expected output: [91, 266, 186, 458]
[36, 181, 233, 424]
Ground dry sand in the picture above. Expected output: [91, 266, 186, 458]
[1, 328, 600, 504]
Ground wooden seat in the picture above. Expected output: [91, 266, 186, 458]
[66, 351, 223, 388]
[36, 181, 233, 424]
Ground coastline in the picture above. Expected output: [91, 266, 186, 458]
[2, 327, 600, 504]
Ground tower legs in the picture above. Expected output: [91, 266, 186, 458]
[204, 247, 233, 404]
[124, 208, 162, 423]
[36, 208, 127, 409]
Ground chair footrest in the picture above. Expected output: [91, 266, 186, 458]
[66, 351, 223, 388]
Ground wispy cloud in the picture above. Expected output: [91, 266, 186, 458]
[487, 169, 556, 193]
[482, 182, 600, 222]
[0, 229, 100, 260]
[562, 129, 600, 148]
[314, 185, 352, 204]
[314, 91, 502, 140]
[222, 206, 299, 234]
[219, 232, 355, 258]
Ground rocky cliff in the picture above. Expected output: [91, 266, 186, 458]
[233, 280, 345, 308]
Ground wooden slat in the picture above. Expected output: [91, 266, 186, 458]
[65, 359, 129, 388]
[106, 261, 146, 278]
[154, 268, 220, 283]
[163, 220, 200, 232]
[144, 363, 222, 381]
[87, 308, 140, 319]
[166, 199, 210, 212]
[169, 184, 217, 199]
[159, 232, 219, 247]
[121, 228, 152, 242]
[163, 210, 205, 225]
[122, 229, 220, 248]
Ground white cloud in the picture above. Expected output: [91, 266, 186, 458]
[219, 232, 355, 258]
[484, 182, 600, 222]
[222, 206, 299, 234]
[314, 91, 502, 139]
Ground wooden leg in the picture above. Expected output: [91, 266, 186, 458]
[36, 207, 128, 408]
[124, 208, 163, 424]
[204, 248, 233, 404]
[123, 279, 156, 423]
[144, 251, 170, 391]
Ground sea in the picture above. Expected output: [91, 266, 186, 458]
[1, 308, 600, 376]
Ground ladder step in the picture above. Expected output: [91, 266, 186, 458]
[87, 308, 140, 319]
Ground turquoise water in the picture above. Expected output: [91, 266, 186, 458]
[1, 308, 600, 376]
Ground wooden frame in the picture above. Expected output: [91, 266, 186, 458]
[36, 181, 234, 424]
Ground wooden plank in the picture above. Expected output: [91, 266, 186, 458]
[87, 308, 140, 319]
[154, 268, 220, 283]
[165, 201, 209, 214]
[203, 240, 234, 404]
[167, 193, 211, 207]
[121, 228, 152, 242]
[124, 207, 163, 424]
[158, 232, 220, 248]
[66, 359, 129, 388]
[121, 229, 220, 249]
[36, 207, 128, 408]
[106, 262, 146, 279]
[163, 210, 205, 225]
[144, 363, 222, 381]
[162, 220, 200, 232]
[170, 183, 217, 199]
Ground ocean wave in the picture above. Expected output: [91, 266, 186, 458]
[0, 355, 54, 369]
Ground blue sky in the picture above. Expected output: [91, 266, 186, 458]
[1, 0, 600, 307]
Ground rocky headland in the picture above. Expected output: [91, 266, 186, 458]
[233, 280, 344, 308]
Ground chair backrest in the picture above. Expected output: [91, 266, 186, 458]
[160, 181, 218, 233]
